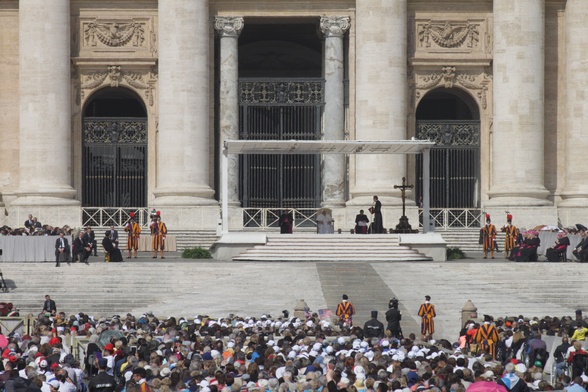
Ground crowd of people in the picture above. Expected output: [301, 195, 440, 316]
[0, 214, 74, 237]
[479, 212, 588, 263]
[0, 293, 586, 392]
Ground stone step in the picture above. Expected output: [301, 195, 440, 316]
[232, 233, 431, 261]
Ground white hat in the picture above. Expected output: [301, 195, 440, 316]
[337, 337, 346, 345]
[482, 370, 494, 379]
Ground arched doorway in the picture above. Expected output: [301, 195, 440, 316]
[82, 88, 148, 207]
[415, 89, 481, 220]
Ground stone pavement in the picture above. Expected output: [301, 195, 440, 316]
[0, 249, 585, 343]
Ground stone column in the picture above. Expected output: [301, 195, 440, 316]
[487, 0, 550, 206]
[350, 0, 407, 206]
[215, 17, 244, 206]
[13, 0, 78, 206]
[560, 0, 588, 207]
[320, 16, 350, 207]
[153, 0, 215, 206]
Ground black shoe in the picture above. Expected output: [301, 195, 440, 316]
[94, 253, 98, 256]
[55, 263, 60, 267]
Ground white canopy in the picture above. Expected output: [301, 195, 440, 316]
[224, 139, 435, 155]
[221, 139, 434, 234]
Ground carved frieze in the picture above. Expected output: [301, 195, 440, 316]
[418, 21, 480, 49]
[78, 17, 156, 54]
[76, 64, 158, 107]
[84, 21, 145, 47]
[413, 66, 492, 110]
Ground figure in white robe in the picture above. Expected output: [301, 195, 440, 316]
[317, 210, 334, 234]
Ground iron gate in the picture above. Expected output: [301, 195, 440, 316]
[239, 79, 324, 213]
[82, 118, 147, 207]
[416, 121, 480, 211]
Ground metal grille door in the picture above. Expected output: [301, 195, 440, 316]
[416, 121, 480, 209]
[82, 118, 147, 207]
[239, 79, 324, 210]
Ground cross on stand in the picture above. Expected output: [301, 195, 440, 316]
[392, 177, 418, 233]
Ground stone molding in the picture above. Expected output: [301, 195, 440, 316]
[214, 17, 244, 38]
[411, 66, 492, 110]
[319, 16, 351, 38]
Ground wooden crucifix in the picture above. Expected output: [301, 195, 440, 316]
[394, 177, 414, 218]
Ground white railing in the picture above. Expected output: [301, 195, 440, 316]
[81, 207, 150, 228]
[419, 208, 482, 229]
[243, 208, 319, 230]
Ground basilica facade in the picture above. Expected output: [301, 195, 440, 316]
[0, 0, 584, 232]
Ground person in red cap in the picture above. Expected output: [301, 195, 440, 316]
[102, 343, 115, 375]
[150, 212, 167, 259]
[501, 213, 520, 259]
[481, 214, 497, 259]
[124, 213, 141, 259]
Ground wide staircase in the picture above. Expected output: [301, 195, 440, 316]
[436, 227, 506, 253]
[113, 230, 218, 251]
[232, 234, 432, 262]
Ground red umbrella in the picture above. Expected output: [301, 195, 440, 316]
[466, 381, 507, 392]
[0, 335, 8, 349]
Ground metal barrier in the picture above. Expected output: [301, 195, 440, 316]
[243, 208, 319, 230]
[419, 208, 482, 229]
[0, 315, 35, 336]
[82, 207, 150, 228]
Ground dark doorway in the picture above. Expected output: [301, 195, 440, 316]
[415, 89, 481, 211]
[235, 21, 324, 213]
[82, 88, 148, 207]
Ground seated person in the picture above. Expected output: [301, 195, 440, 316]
[317, 209, 334, 234]
[355, 210, 369, 234]
[546, 232, 570, 262]
[573, 230, 588, 262]
[510, 230, 540, 262]
[102, 231, 123, 263]
[73, 231, 91, 263]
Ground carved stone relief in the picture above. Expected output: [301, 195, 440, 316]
[78, 17, 156, 54]
[418, 20, 480, 49]
[412, 66, 492, 110]
[74, 64, 158, 108]
[413, 18, 491, 55]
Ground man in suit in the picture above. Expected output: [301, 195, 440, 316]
[108, 225, 119, 246]
[42, 295, 56, 316]
[84, 226, 97, 256]
[24, 214, 34, 233]
[54, 231, 70, 267]
[73, 231, 91, 264]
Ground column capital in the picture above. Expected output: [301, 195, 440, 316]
[320, 16, 350, 38]
[214, 17, 244, 38]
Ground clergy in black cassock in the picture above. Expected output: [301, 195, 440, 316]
[102, 231, 124, 262]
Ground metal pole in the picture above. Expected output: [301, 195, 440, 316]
[221, 142, 229, 234]
[423, 148, 432, 233]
